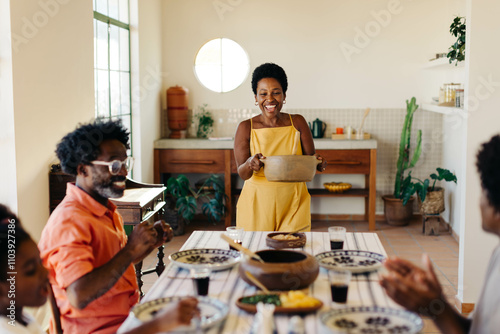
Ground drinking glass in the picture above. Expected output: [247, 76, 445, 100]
[190, 267, 210, 296]
[328, 270, 351, 303]
[328, 226, 346, 250]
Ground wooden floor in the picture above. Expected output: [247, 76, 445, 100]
[142, 216, 458, 333]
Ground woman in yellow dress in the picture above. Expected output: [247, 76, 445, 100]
[234, 63, 327, 232]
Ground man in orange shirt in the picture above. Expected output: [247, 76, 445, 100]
[39, 120, 197, 334]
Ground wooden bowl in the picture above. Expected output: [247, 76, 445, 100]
[260, 155, 319, 182]
[238, 249, 319, 290]
[266, 232, 306, 249]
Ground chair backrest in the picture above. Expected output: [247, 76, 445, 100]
[48, 285, 63, 334]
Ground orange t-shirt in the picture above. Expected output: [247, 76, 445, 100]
[39, 184, 139, 334]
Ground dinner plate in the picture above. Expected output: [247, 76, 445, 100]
[169, 248, 241, 271]
[315, 250, 385, 273]
[320, 306, 423, 334]
[235, 294, 323, 314]
[132, 296, 228, 332]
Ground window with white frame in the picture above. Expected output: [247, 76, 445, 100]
[93, 0, 132, 148]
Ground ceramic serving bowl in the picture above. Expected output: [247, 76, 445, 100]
[260, 155, 319, 182]
[266, 232, 307, 249]
[238, 249, 319, 290]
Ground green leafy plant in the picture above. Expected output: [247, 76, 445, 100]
[393, 97, 422, 205]
[447, 16, 466, 66]
[166, 174, 226, 224]
[411, 168, 458, 202]
[193, 104, 214, 138]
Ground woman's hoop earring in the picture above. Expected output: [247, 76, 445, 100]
[255, 101, 258, 106]
[283, 100, 286, 104]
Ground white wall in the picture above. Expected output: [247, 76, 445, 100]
[457, 0, 500, 305]
[7, 0, 95, 240]
[0, 0, 18, 213]
[161, 0, 462, 110]
[130, 0, 164, 183]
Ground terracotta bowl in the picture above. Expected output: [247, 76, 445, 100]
[260, 155, 319, 182]
[266, 232, 306, 249]
[238, 249, 319, 290]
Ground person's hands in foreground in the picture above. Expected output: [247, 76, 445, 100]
[380, 254, 443, 313]
[153, 297, 200, 332]
[314, 153, 327, 172]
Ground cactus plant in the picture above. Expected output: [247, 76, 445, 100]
[393, 97, 422, 205]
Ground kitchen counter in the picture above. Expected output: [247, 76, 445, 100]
[154, 138, 377, 150]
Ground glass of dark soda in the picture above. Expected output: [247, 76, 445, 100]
[190, 267, 210, 296]
[328, 269, 351, 303]
[328, 226, 346, 250]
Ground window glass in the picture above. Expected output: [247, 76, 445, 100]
[93, 0, 132, 153]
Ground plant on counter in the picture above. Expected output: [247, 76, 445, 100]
[447, 16, 466, 66]
[193, 103, 214, 138]
[166, 174, 227, 226]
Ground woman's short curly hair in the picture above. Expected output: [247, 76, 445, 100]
[56, 119, 130, 176]
[251, 63, 288, 95]
[476, 134, 500, 212]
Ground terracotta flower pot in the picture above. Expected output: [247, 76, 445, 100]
[382, 195, 415, 226]
[238, 249, 319, 290]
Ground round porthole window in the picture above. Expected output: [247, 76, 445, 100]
[194, 38, 250, 93]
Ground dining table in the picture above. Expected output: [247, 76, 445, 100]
[118, 230, 411, 333]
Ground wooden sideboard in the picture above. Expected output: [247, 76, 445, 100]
[153, 140, 377, 231]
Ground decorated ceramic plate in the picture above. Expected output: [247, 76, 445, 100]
[315, 250, 385, 273]
[169, 248, 241, 271]
[320, 306, 423, 334]
[235, 292, 323, 314]
[132, 296, 228, 332]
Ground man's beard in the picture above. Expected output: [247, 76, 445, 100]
[92, 173, 126, 199]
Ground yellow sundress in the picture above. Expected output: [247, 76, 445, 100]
[236, 115, 311, 232]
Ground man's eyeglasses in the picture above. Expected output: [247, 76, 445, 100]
[90, 157, 134, 175]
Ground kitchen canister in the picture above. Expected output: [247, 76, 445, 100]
[455, 89, 464, 108]
[166, 85, 189, 138]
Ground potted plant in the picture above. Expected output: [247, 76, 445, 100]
[412, 168, 458, 214]
[447, 16, 466, 66]
[166, 174, 227, 235]
[382, 97, 422, 226]
[193, 104, 214, 138]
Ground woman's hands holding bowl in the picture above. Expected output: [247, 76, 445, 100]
[314, 154, 327, 172]
[247, 153, 265, 172]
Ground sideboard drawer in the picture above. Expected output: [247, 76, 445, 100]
[158, 149, 226, 174]
[317, 149, 370, 174]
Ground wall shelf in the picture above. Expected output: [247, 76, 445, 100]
[422, 58, 465, 69]
[422, 103, 463, 115]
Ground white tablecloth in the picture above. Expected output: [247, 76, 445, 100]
[119, 231, 402, 333]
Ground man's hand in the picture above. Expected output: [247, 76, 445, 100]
[125, 220, 158, 256]
[152, 220, 174, 248]
[380, 254, 443, 313]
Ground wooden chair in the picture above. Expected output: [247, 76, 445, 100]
[48, 285, 63, 334]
